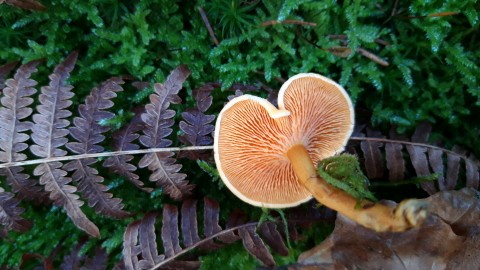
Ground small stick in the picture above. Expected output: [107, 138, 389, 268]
[374, 38, 390, 46]
[404, 12, 459, 19]
[356, 47, 389, 66]
[301, 31, 390, 66]
[391, 0, 400, 17]
[198, 7, 219, 45]
[0, 145, 214, 169]
[296, 28, 323, 49]
[287, 144, 427, 232]
[262, 20, 317, 27]
[328, 34, 348, 40]
[328, 34, 390, 46]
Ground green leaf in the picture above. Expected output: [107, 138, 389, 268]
[197, 160, 223, 188]
[317, 154, 377, 202]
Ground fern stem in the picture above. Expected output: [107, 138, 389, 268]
[150, 221, 259, 270]
[1, 137, 474, 169]
[350, 136, 462, 157]
[0, 137, 474, 170]
[0, 146, 214, 169]
[198, 7, 219, 45]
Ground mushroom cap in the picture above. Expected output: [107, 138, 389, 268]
[214, 73, 354, 208]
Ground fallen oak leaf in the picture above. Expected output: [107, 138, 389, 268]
[292, 188, 480, 270]
[426, 188, 479, 235]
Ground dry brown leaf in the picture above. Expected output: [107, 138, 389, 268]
[292, 188, 480, 270]
[2, 0, 46, 11]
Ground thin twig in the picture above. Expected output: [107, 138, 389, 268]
[0, 145, 214, 169]
[356, 48, 389, 66]
[328, 34, 348, 40]
[328, 34, 390, 46]
[391, 0, 399, 17]
[151, 222, 258, 270]
[299, 30, 389, 65]
[403, 12, 459, 19]
[262, 20, 317, 27]
[296, 28, 323, 49]
[374, 39, 390, 46]
[198, 7, 219, 45]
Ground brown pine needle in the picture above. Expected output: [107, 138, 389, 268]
[198, 7, 219, 45]
[402, 11, 459, 19]
[356, 48, 389, 66]
[262, 20, 317, 27]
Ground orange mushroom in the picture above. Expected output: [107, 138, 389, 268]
[214, 73, 427, 232]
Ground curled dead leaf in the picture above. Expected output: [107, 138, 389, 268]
[292, 188, 480, 270]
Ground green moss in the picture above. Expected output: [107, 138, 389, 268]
[317, 154, 377, 202]
[200, 242, 258, 270]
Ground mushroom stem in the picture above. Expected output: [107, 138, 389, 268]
[287, 144, 428, 232]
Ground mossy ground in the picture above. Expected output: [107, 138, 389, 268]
[0, 0, 478, 268]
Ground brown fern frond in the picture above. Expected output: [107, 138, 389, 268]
[1, 169, 47, 204]
[359, 128, 385, 179]
[384, 128, 407, 181]
[350, 123, 480, 195]
[38, 161, 101, 238]
[31, 51, 77, 159]
[0, 61, 18, 91]
[138, 152, 193, 200]
[64, 158, 130, 219]
[138, 65, 194, 200]
[178, 84, 215, 160]
[180, 200, 201, 248]
[81, 247, 108, 270]
[2, 166, 46, 203]
[201, 198, 238, 248]
[64, 77, 130, 219]
[0, 60, 39, 163]
[239, 226, 275, 267]
[227, 89, 244, 101]
[123, 213, 162, 269]
[0, 60, 46, 206]
[20, 238, 108, 269]
[60, 242, 107, 270]
[0, 188, 32, 232]
[27, 53, 99, 237]
[59, 240, 84, 270]
[258, 222, 289, 256]
[103, 106, 150, 192]
[122, 197, 289, 270]
[139, 66, 188, 148]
